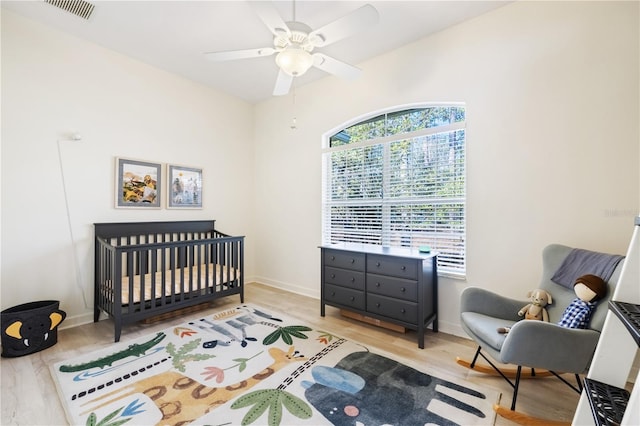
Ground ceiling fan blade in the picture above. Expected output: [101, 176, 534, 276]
[273, 69, 294, 96]
[248, 1, 291, 38]
[204, 47, 275, 62]
[308, 4, 379, 48]
[313, 53, 361, 80]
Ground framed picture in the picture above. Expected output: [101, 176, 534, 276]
[115, 158, 162, 208]
[167, 164, 203, 209]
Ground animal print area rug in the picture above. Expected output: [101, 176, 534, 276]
[51, 304, 499, 426]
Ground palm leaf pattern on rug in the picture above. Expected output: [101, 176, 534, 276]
[263, 325, 312, 345]
[229, 324, 316, 425]
[231, 389, 313, 426]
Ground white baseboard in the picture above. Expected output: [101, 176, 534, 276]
[249, 277, 320, 300]
[59, 311, 108, 330]
[436, 320, 468, 339]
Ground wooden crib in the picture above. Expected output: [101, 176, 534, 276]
[94, 220, 244, 341]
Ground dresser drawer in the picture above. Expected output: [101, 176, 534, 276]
[324, 250, 366, 272]
[367, 273, 417, 302]
[325, 284, 365, 310]
[325, 267, 365, 291]
[367, 255, 417, 280]
[367, 294, 417, 323]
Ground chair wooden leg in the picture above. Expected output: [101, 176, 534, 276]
[494, 405, 571, 425]
[456, 357, 554, 379]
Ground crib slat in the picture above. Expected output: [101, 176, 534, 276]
[150, 249, 157, 310]
[160, 246, 167, 308]
[126, 251, 134, 314]
[169, 246, 176, 305]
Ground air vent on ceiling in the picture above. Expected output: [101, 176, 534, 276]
[43, 0, 95, 20]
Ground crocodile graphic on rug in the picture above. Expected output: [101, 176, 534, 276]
[58, 332, 166, 373]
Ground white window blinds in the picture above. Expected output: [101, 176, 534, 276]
[322, 106, 466, 276]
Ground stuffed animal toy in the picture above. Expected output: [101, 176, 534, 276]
[518, 288, 553, 321]
[558, 274, 607, 329]
[497, 288, 553, 333]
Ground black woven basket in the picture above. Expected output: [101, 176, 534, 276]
[1, 300, 66, 357]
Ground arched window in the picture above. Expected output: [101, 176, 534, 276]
[322, 105, 466, 276]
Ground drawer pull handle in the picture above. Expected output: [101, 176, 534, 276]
[401, 287, 406, 292]
[350, 258, 355, 263]
[331, 256, 335, 260]
[350, 277, 355, 282]
[375, 282, 380, 287]
[401, 308, 406, 313]
[331, 274, 335, 279]
[331, 292, 335, 296]
[401, 266, 406, 271]
[376, 262, 381, 267]
[376, 303, 380, 308]
[350, 296, 355, 301]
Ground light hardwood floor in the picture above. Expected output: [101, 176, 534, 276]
[1, 283, 581, 425]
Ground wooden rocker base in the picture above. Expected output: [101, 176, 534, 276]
[493, 404, 570, 426]
[456, 357, 554, 379]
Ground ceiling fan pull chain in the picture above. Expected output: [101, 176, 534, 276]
[290, 86, 298, 130]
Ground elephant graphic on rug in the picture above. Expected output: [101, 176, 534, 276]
[303, 351, 487, 426]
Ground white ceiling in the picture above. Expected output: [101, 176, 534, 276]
[2, 1, 508, 103]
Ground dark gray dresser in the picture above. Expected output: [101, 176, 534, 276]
[320, 243, 438, 348]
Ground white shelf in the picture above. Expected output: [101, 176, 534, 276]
[573, 217, 640, 425]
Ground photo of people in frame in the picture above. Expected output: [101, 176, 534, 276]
[168, 165, 202, 208]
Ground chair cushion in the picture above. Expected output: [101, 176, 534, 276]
[461, 312, 517, 352]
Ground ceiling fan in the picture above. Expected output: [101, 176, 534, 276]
[204, 1, 379, 96]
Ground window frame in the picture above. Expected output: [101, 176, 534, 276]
[321, 104, 467, 278]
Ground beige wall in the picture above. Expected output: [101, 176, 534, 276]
[252, 1, 639, 336]
[1, 10, 256, 327]
[2, 1, 638, 337]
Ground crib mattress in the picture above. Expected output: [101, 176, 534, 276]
[118, 264, 239, 304]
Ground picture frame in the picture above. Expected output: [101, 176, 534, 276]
[115, 158, 162, 208]
[167, 164, 203, 209]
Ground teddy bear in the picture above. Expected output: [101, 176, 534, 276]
[497, 288, 553, 333]
[558, 274, 607, 329]
[518, 288, 553, 321]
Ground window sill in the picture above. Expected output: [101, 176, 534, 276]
[438, 271, 466, 281]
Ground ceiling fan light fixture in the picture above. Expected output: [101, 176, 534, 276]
[276, 46, 314, 77]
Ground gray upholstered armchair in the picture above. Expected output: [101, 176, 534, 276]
[459, 243, 624, 410]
